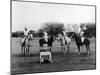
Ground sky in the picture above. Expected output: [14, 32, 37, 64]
[12, 1, 95, 32]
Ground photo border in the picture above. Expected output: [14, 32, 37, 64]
[10, 0, 96, 74]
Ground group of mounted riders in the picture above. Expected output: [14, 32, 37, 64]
[21, 24, 90, 56]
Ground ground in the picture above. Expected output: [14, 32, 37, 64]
[11, 37, 96, 74]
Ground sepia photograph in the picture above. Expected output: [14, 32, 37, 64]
[11, 0, 96, 74]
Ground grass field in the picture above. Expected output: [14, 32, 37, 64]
[11, 37, 96, 74]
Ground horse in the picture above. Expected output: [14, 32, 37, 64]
[57, 32, 73, 54]
[64, 32, 73, 52]
[20, 34, 33, 55]
[57, 34, 66, 54]
[71, 32, 90, 55]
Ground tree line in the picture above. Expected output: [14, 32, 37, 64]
[12, 22, 96, 38]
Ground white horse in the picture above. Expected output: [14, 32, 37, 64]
[64, 34, 71, 52]
[20, 34, 33, 55]
[57, 34, 66, 54]
[57, 32, 72, 54]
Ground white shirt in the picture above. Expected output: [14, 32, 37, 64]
[44, 32, 47, 36]
[63, 31, 66, 36]
[43, 32, 48, 42]
[78, 27, 81, 34]
[24, 30, 28, 36]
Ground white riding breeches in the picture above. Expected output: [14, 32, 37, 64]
[81, 37, 85, 43]
[44, 35, 48, 42]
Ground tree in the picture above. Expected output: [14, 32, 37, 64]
[85, 23, 96, 38]
[12, 31, 24, 37]
[79, 23, 96, 38]
[36, 29, 44, 37]
[28, 30, 35, 37]
[41, 22, 64, 36]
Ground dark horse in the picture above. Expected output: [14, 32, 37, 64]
[39, 35, 54, 51]
[71, 32, 90, 55]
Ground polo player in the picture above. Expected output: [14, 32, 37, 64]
[43, 30, 48, 42]
[24, 27, 28, 37]
[78, 25, 87, 43]
[22, 27, 29, 43]
[80, 30, 85, 43]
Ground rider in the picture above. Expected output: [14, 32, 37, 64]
[80, 29, 85, 43]
[63, 30, 71, 45]
[79, 25, 87, 43]
[24, 27, 28, 37]
[43, 29, 48, 42]
[22, 27, 29, 42]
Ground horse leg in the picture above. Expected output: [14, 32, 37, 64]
[27, 46, 29, 56]
[62, 45, 66, 54]
[88, 45, 90, 54]
[23, 47, 25, 55]
[85, 45, 88, 54]
[86, 45, 90, 55]
[28, 47, 30, 55]
[26, 46, 29, 56]
[77, 45, 80, 55]
[61, 45, 63, 53]
[64, 45, 66, 54]
[61, 45, 64, 54]
[87, 46, 90, 55]
[25, 47, 27, 55]
[21, 46, 23, 55]
[67, 43, 70, 53]
[68, 43, 70, 52]
[26, 46, 28, 56]
[88, 45, 90, 52]
[27, 41, 30, 56]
